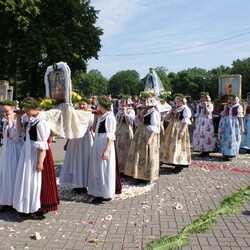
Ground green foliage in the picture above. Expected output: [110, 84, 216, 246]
[73, 69, 108, 96]
[0, 0, 103, 98]
[145, 235, 190, 250]
[144, 186, 250, 250]
[108, 70, 141, 97]
[231, 58, 250, 98]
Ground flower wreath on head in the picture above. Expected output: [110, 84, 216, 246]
[228, 93, 237, 98]
[0, 100, 18, 107]
[200, 91, 209, 97]
[79, 96, 90, 105]
[97, 96, 112, 109]
[228, 93, 240, 104]
[20, 101, 40, 109]
[173, 93, 187, 104]
[118, 94, 132, 100]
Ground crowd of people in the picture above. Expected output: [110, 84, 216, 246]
[0, 90, 249, 213]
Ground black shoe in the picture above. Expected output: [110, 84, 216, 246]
[172, 166, 184, 173]
[91, 197, 104, 204]
[73, 187, 87, 194]
[103, 198, 112, 203]
[34, 211, 46, 216]
[0, 205, 13, 213]
[199, 152, 210, 157]
[224, 156, 231, 161]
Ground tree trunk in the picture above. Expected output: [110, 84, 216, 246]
[30, 67, 38, 97]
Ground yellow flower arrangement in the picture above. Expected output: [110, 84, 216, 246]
[71, 91, 82, 104]
[40, 98, 57, 110]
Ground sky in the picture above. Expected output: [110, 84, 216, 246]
[87, 0, 250, 80]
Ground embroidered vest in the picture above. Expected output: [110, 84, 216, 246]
[226, 106, 238, 116]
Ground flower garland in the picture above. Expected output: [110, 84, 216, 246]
[173, 93, 187, 104]
[80, 96, 90, 104]
[20, 101, 40, 109]
[145, 187, 250, 250]
[118, 94, 132, 100]
[200, 91, 209, 96]
[97, 97, 112, 109]
[0, 100, 18, 106]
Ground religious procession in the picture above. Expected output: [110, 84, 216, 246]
[0, 63, 249, 218]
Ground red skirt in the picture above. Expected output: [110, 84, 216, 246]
[39, 145, 59, 212]
[115, 143, 122, 194]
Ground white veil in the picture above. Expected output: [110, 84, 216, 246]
[144, 68, 164, 98]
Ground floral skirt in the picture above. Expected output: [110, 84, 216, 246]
[218, 116, 241, 156]
[125, 125, 159, 181]
[160, 120, 191, 166]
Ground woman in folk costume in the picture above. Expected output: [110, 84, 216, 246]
[240, 93, 250, 152]
[88, 96, 117, 204]
[0, 101, 24, 212]
[13, 97, 51, 214]
[193, 92, 217, 157]
[125, 91, 160, 182]
[160, 94, 192, 173]
[60, 97, 94, 193]
[218, 94, 244, 161]
[115, 95, 135, 174]
[157, 92, 171, 145]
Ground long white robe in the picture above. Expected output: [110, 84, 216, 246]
[60, 113, 94, 188]
[0, 120, 23, 205]
[13, 114, 50, 214]
[88, 112, 116, 199]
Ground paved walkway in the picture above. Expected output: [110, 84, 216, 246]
[0, 138, 249, 249]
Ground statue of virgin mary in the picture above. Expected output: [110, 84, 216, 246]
[144, 68, 164, 98]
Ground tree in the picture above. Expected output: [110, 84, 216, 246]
[73, 69, 108, 96]
[231, 58, 250, 98]
[108, 70, 141, 97]
[0, 0, 103, 98]
[0, 0, 41, 99]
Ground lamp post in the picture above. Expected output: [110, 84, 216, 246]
[202, 76, 206, 92]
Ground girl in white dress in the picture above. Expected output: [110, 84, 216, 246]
[0, 101, 23, 212]
[13, 97, 50, 214]
[88, 96, 116, 204]
[60, 97, 94, 193]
